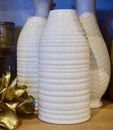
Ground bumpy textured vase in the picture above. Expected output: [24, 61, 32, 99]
[76, 0, 111, 108]
[17, 0, 51, 110]
[38, 9, 90, 124]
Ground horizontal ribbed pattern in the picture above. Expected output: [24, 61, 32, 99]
[17, 16, 46, 110]
[38, 9, 90, 124]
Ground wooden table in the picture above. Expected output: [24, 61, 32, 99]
[14, 99, 113, 130]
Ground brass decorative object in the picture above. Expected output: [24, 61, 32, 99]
[0, 71, 35, 130]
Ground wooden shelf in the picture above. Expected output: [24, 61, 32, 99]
[10, 99, 113, 130]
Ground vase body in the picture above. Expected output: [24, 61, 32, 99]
[76, 0, 111, 108]
[17, 0, 51, 110]
[38, 9, 90, 124]
[17, 17, 46, 110]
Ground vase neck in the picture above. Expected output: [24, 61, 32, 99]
[32, 0, 51, 17]
[48, 9, 78, 21]
[45, 9, 85, 35]
[76, 0, 96, 16]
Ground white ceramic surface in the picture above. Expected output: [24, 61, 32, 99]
[17, 64, 39, 69]
[39, 59, 89, 66]
[39, 83, 89, 92]
[17, 51, 39, 57]
[39, 100, 90, 110]
[39, 94, 89, 103]
[17, 16, 47, 110]
[79, 13, 102, 36]
[39, 115, 90, 124]
[17, 58, 39, 62]
[39, 46, 88, 53]
[17, 67, 38, 72]
[39, 77, 89, 84]
[40, 39, 88, 46]
[39, 71, 89, 79]
[17, 61, 38, 66]
[39, 111, 90, 121]
[42, 10, 85, 35]
[78, 13, 110, 108]
[76, 0, 110, 108]
[17, 41, 40, 46]
[39, 88, 89, 96]
[38, 9, 90, 124]
[17, 43, 39, 48]
[39, 67, 89, 73]
[39, 106, 90, 115]
[39, 52, 89, 60]
[40, 64, 88, 69]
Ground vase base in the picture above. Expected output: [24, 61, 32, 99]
[38, 115, 90, 124]
[90, 100, 102, 108]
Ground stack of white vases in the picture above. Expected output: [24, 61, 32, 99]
[38, 9, 90, 124]
[17, 0, 51, 110]
[76, 0, 111, 108]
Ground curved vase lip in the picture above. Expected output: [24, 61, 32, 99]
[25, 16, 47, 24]
[50, 9, 76, 13]
[48, 9, 78, 22]
[27, 16, 47, 20]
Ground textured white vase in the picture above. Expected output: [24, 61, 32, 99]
[17, 16, 46, 110]
[76, 0, 111, 108]
[38, 9, 90, 124]
[17, 0, 51, 110]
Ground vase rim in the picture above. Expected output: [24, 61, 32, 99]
[49, 9, 77, 15]
[48, 9, 78, 19]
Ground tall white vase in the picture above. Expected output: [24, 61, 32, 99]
[76, 0, 111, 108]
[17, 0, 51, 110]
[38, 9, 90, 124]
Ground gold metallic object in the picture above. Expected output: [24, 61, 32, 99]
[0, 107, 20, 130]
[0, 71, 35, 129]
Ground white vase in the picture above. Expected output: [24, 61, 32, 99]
[17, 0, 51, 110]
[76, 0, 111, 108]
[17, 16, 46, 110]
[38, 9, 90, 124]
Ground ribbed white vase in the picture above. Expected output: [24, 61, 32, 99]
[38, 9, 90, 124]
[17, 0, 51, 110]
[76, 0, 111, 108]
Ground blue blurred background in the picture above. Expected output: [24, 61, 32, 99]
[54, 0, 113, 10]
[0, 0, 113, 26]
